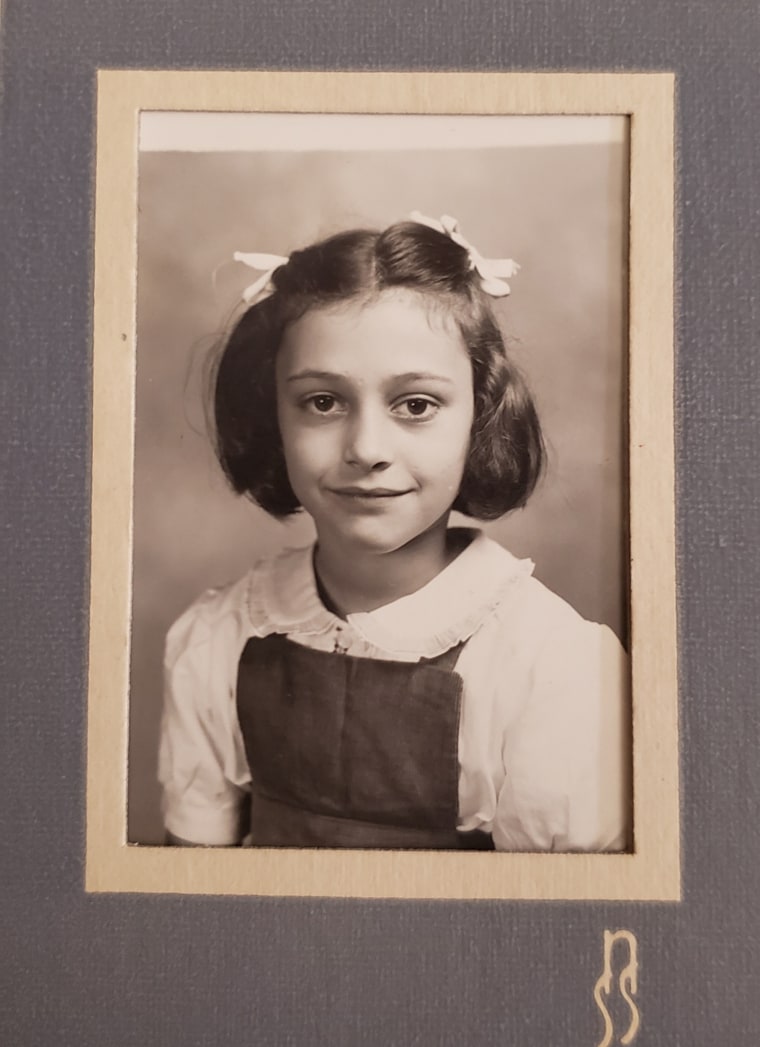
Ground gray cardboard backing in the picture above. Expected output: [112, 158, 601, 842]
[1, 1, 759, 1043]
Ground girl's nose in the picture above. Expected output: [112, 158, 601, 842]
[343, 407, 392, 470]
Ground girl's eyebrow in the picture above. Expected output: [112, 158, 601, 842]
[286, 369, 456, 385]
[286, 369, 346, 383]
[391, 372, 456, 385]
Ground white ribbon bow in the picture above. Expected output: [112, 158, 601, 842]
[233, 251, 289, 302]
[408, 211, 519, 297]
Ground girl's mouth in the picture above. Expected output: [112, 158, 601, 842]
[331, 486, 412, 499]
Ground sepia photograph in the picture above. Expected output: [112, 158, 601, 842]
[130, 111, 631, 853]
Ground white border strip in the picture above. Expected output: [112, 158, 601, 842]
[139, 112, 627, 152]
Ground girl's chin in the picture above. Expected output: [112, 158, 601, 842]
[328, 529, 415, 556]
[315, 517, 450, 559]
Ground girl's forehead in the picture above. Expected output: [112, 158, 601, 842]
[278, 291, 471, 382]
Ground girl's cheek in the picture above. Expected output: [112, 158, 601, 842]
[292, 426, 336, 462]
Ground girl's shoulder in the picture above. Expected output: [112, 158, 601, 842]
[164, 544, 319, 664]
[493, 568, 601, 636]
[452, 531, 592, 631]
[468, 534, 626, 669]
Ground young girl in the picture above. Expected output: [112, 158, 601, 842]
[159, 213, 630, 852]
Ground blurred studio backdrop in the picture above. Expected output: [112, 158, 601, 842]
[129, 113, 629, 844]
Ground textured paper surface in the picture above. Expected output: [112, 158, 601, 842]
[2, 1, 760, 1044]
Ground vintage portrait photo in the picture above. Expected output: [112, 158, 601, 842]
[129, 110, 630, 850]
[87, 72, 677, 898]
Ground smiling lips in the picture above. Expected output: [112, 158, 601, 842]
[331, 486, 412, 499]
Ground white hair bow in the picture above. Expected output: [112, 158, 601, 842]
[233, 251, 289, 302]
[408, 211, 520, 297]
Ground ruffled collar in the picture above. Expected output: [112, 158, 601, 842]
[250, 528, 534, 658]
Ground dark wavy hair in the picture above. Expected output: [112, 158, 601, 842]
[213, 219, 544, 520]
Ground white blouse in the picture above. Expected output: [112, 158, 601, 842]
[159, 529, 630, 852]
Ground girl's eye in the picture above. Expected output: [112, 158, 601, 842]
[304, 394, 340, 414]
[394, 397, 439, 420]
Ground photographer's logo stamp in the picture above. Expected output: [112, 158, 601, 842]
[593, 929, 640, 1046]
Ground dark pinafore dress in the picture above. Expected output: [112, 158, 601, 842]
[236, 634, 494, 850]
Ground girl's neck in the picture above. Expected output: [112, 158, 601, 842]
[314, 518, 461, 616]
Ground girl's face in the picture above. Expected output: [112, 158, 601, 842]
[276, 291, 474, 558]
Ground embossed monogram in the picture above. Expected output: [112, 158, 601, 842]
[593, 929, 640, 1047]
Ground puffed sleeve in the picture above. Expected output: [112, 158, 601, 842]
[158, 579, 253, 846]
[493, 609, 631, 853]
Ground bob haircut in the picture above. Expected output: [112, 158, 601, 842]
[213, 220, 544, 521]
